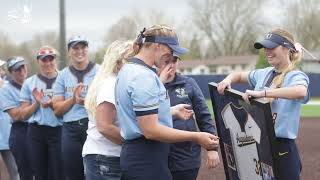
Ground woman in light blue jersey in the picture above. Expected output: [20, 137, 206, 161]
[0, 57, 33, 180]
[217, 28, 309, 180]
[0, 60, 19, 180]
[52, 35, 99, 180]
[115, 25, 219, 180]
[19, 46, 63, 180]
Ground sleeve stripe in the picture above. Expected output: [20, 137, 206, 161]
[135, 109, 158, 116]
[133, 103, 159, 109]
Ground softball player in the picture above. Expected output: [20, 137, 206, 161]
[52, 36, 99, 180]
[19, 46, 63, 180]
[0, 60, 19, 180]
[115, 25, 219, 180]
[217, 28, 309, 180]
[0, 57, 33, 180]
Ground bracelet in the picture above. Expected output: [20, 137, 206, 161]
[264, 89, 267, 97]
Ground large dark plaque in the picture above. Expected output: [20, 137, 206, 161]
[208, 82, 280, 180]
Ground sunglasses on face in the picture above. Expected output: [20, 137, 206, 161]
[40, 56, 55, 63]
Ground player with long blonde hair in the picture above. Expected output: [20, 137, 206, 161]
[218, 28, 309, 180]
[82, 40, 134, 180]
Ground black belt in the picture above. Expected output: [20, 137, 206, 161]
[276, 137, 295, 143]
[65, 118, 88, 125]
[11, 121, 28, 125]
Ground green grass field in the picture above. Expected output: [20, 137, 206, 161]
[206, 100, 320, 118]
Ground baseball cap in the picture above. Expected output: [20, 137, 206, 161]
[67, 35, 89, 50]
[254, 33, 296, 50]
[0, 59, 6, 67]
[144, 36, 188, 56]
[37, 46, 57, 60]
[7, 57, 26, 71]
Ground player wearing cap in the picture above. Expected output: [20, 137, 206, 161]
[52, 36, 99, 180]
[19, 46, 63, 180]
[0, 59, 19, 180]
[217, 28, 309, 180]
[115, 25, 219, 180]
[159, 54, 220, 180]
[0, 57, 33, 180]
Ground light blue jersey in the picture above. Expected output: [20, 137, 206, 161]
[115, 58, 172, 140]
[20, 74, 62, 127]
[0, 81, 26, 123]
[0, 80, 12, 150]
[53, 62, 99, 122]
[248, 67, 310, 139]
[0, 111, 12, 150]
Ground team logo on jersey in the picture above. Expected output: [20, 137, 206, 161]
[175, 87, 188, 98]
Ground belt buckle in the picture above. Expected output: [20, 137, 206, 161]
[78, 120, 83, 126]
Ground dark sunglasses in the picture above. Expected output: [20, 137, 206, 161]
[40, 56, 55, 62]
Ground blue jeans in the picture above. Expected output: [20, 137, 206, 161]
[61, 118, 88, 180]
[84, 154, 121, 180]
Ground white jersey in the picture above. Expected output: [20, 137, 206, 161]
[221, 103, 262, 180]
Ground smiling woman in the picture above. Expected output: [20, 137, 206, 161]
[115, 25, 219, 180]
[19, 45, 64, 180]
[217, 28, 309, 180]
[52, 35, 99, 180]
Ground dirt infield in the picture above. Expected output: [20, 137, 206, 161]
[197, 117, 320, 180]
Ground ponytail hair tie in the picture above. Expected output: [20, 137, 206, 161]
[294, 42, 303, 53]
[137, 27, 146, 45]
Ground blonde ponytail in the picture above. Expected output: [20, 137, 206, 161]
[270, 28, 302, 88]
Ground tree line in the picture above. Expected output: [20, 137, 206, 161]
[0, 0, 319, 74]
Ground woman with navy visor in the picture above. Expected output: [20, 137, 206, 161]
[217, 28, 309, 180]
[52, 35, 99, 180]
[160, 54, 220, 180]
[19, 46, 63, 180]
[115, 25, 219, 180]
[0, 57, 33, 180]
